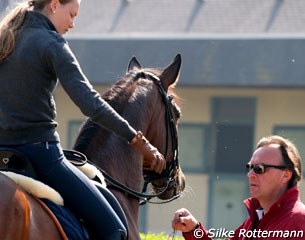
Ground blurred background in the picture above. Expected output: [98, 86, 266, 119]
[2, 0, 305, 236]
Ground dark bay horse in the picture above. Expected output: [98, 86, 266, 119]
[73, 54, 185, 239]
[0, 54, 185, 240]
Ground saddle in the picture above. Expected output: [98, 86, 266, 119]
[0, 147, 128, 240]
[0, 148, 105, 184]
[0, 148, 36, 178]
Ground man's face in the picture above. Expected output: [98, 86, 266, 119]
[247, 144, 290, 203]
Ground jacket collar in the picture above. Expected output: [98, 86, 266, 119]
[21, 11, 57, 33]
[243, 186, 300, 220]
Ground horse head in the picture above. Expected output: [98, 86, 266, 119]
[74, 54, 185, 239]
[126, 54, 185, 201]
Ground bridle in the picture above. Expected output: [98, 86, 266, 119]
[69, 71, 181, 205]
[103, 70, 181, 205]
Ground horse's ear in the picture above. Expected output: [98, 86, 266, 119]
[160, 54, 182, 90]
[127, 56, 143, 73]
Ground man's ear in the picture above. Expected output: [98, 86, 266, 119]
[282, 169, 292, 184]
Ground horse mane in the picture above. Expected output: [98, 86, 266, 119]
[73, 67, 181, 155]
[73, 72, 136, 154]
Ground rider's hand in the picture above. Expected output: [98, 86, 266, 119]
[172, 208, 199, 232]
[130, 131, 166, 174]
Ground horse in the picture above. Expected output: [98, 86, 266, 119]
[0, 172, 66, 240]
[0, 54, 185, 240]
[73, 54, 185, 239]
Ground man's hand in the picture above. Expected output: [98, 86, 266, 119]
[172, 208, 199, 232]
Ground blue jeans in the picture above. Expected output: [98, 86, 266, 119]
[11, 141, 127, 240]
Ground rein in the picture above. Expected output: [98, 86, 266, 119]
[66, 151, 180, 205]
[97, 167, 180, 205]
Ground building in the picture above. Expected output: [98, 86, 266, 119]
[2, 0, 305, 235]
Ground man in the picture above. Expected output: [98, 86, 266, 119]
[172, 135, 305, 240]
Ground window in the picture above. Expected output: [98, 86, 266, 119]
[211, 97, 256, 173]
[208, 174, 248, 229]
[208, 97, 255, 230]
[178, 124, 209, 172]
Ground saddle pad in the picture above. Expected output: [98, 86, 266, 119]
[76, 162, 106, 187]
[40, 198, 88, 240]
[0, 171, 64, 206]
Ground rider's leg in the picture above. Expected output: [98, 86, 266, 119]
[17, 141, 127, 240]
[93, 181, 129, 233]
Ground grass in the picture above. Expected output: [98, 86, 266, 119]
[140, 232, 225, 240]
[140, 232, 183, 240]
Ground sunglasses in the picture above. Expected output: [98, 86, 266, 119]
[246, 163, 286, 174]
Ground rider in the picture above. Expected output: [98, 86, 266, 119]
[0, 0, 166, 239]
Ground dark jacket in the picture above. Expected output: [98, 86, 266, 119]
[0, 11, 136, 144]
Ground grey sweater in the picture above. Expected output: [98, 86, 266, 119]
[0, 11, 136, 145]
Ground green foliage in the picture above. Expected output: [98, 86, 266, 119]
[140, 232, 225, 240]
[140, 232, 184, 240]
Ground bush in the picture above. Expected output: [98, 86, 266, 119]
[140, 232, 184, 240]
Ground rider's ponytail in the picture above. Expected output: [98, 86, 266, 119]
[0, 2, 30, 62]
